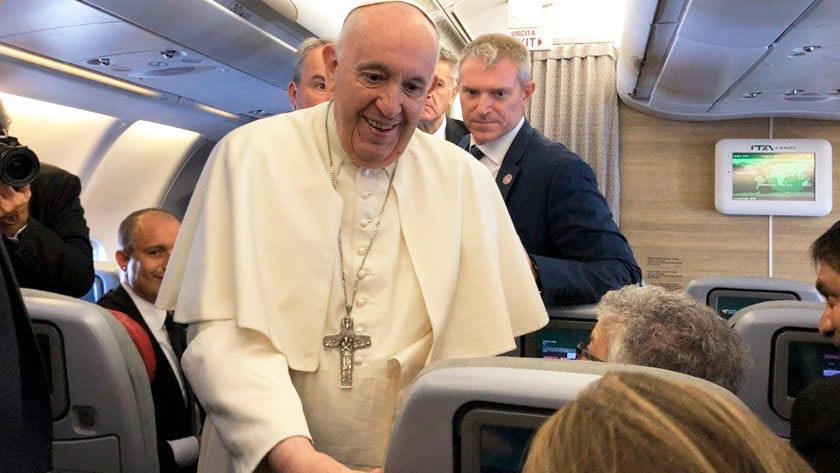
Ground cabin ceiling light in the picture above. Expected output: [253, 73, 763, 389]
[196, 103, 241, 121]
[0, 43, 161, 99]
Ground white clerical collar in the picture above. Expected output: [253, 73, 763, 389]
[327, 103, 397, 179]
[430, 116, 447, 139]
[470, 116, 525, 167]
[122, 282, 168, 331]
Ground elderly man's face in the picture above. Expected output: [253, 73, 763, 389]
[326, 3, 438, 169]
[420, 61, 457, 125]
[816, 260, 840, 346]
[587, 322, 610, 361]
[287, 45, 333, 110]
[459, 57, 534, 145]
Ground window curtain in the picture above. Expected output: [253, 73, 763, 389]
[526, 43, 621, 222]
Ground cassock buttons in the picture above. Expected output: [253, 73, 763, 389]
[360, 219, 371, 228]
[358, 246, 367, 256]
[356, 298, 368, 308]
[361, 192, 373, 200]
[358, 270, 368, 280]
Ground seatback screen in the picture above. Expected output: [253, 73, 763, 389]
[787, 341, 840, 397]
[708, 289, 798, 319]
[536, 327, 592, 360]
[479, 425, 534, 473]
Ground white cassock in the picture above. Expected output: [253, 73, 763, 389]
[157, 101, 548, 473]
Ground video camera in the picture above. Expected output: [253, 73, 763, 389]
[0, 135, 40, 188]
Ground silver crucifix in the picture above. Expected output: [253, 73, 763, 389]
[323, 317, 371, 389]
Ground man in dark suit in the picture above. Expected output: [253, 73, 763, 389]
[790, 220, 840, 473]
[97, 208, 198, 473]
[0, 99, 95, 297]
[418, 48, 469, 145]
[457, 34, 641, 306]
[0, 238, 52, 471]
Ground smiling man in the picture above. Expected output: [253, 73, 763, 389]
[96, 208, 199, 473]
[157, 2, 547, 473]
[287, 37, 334, 110]
[417, 48, 469, 144]
[458, 33, 641, 306]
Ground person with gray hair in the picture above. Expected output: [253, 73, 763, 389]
[156, 2, 547, 472]
[582, 285, 747, 393]
[457, 33, 640, 306]
[417, 48, 468, 144]
[286, 37, 334, 110]
[0, 98, 10, 135]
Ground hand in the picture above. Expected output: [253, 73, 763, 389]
[265, 436, 375, 473]
[0, 183, 31, 237]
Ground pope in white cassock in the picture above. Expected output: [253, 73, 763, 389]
[156, 1, 548, 472]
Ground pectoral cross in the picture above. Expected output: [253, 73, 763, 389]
[323, 317, 371, 389]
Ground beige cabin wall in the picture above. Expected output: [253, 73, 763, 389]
[618, 104, 840, 289]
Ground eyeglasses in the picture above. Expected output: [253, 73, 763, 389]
[575, 341, 604, 362]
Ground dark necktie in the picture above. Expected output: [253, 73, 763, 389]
[164, 310, 186, 361]
[468, 145, 485, 160]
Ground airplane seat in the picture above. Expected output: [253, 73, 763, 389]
[384, 356, 743, 473]
[729, 300, 837, 438]
[105, 308, 157, 382]
[685, 276, 823, 320]
[24, 289, 159, 473]
[520, 304, 598, 358]
[81, 261, 121, 303]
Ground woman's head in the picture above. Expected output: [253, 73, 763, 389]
[523, 372, 814, 473]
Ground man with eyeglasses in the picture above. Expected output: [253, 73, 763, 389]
[577, 284, 747, 393]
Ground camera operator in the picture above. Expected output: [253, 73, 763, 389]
[0, 98, 94, 297]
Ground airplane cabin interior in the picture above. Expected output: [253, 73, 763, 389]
[1, 0, 839, 472]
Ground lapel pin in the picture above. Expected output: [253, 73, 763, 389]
[502, 173, 513, 186]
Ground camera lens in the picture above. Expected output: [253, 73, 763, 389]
[0, 140, 40, 188]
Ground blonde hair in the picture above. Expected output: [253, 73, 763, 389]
[523, 372, 814, 473]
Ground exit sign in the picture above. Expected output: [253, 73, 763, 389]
[507, 28, 551, 51]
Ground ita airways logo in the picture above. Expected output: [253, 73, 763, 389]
[507, 28, 551, 51]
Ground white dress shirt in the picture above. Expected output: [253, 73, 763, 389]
[430, 115, 447, 139]
[122, 283, 198, 467]
[470, 116, 525, 179]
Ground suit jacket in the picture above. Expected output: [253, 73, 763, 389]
[97, 286, 196, 473]
[791, 375, 840, 473]
[0, 242, 52, 471]
[3, 163, 95, 297]
[444, 117, 469, 146]
[465, 120, 641, 305]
